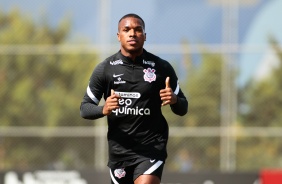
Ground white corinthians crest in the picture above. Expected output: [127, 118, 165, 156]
[143, 68, 156, 83]
[114, 168, 126, 179]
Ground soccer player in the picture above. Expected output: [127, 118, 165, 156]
[80, 13, 188, 184]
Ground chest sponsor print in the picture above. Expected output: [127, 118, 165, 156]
[111, 91, 150, 116]
[110, 59, 123, 65]
[143, 68, 156, 83]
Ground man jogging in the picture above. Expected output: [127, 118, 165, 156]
[80, 13, 188, 184]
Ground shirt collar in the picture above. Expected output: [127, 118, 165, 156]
[118, 49, 147, 64]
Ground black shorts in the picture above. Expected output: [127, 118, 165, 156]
[109, 158, 164, 184]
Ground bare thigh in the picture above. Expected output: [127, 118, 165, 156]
[134, 174, 160, 184]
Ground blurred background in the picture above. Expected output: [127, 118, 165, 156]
[1, 0, 282, 183]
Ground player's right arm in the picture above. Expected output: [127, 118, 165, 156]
[102, 89, 120, 116]
[80, 62, 120, 119]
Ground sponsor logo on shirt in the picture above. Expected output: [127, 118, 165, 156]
[113, 73, 124, 78]
[112, 106, 150, 116]
[110, 59, 123, 65]
[143, 60, 155, 67]
[112, 91, 150, 116]
[114, 77, 126, 84]
[114, 91, 141, 98]
[143, 68, 156, 83]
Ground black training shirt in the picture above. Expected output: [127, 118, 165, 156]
[80, 49, 188, 167]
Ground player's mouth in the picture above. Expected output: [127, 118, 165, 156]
[127, 39, 138, 44]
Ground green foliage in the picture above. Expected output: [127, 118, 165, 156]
[238, 38, 282, 170]
[182, 53, 223, 170]
[0, 9, 98, 170]
[164, 51, 224, 171]
[186, 53, 223, 127]
[241, 39, 282, 127]
[0, 9, 98, 127]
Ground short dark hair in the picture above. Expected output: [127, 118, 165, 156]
[118, 13, 145, 30]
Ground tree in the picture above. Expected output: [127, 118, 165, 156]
[237, 38, 282, 170]
[241, 38, 282, 127]
[0, 9, 98, 170]
[186, 53, 222, 127]
[165, 49, 224, 171]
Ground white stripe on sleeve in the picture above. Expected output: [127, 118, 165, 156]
[87, 85, 100, 104]
[174, 81, 180, 95]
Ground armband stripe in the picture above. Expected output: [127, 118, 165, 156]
[174, 81, 180, 95]
[87, 85, 100, 104]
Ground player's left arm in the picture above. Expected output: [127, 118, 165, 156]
[159, 63, 188, 116]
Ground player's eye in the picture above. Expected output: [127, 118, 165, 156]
[123, 28, 130, 32]
[135, 29, 142, 33]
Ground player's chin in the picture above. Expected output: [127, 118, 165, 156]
[126, 45, 142, 53]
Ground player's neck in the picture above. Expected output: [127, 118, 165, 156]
[120, 49, 143, 62]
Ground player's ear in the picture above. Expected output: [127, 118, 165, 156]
[117, 32, 120, 42]
[144, 32, 146, 41]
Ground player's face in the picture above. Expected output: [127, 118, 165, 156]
[117, 17, 146, 56]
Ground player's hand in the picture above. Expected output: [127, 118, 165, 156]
[103, 89, 120, 115]
[160, 77, 177, 106]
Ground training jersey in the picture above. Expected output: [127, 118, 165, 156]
[80, 49, 188, 167]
